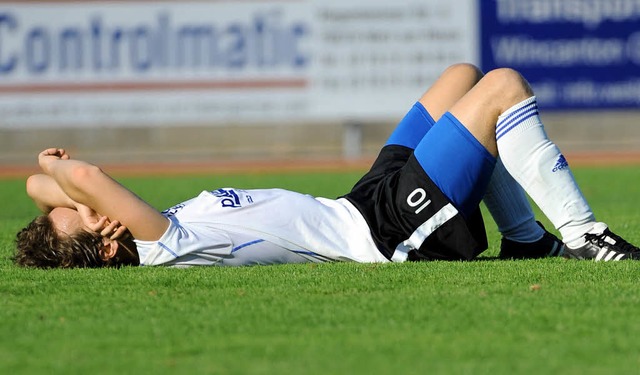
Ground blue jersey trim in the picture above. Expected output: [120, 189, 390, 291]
[232, 239, 266, 253]
[158, 242, 179, 258]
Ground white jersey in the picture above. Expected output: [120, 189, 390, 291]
[134, 188, 389, 267]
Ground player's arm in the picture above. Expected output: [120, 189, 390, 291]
[38, 148, 169, 241]
[25, 173, 77, 213]
[26, 172, 129, 240]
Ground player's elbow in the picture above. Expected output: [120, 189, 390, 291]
[25, 174, 42, 200]
[66, 164, 105, 199]
[26, 174, 57, 200]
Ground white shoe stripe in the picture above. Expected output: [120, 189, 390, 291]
[604, 251, 618, 261]
[595, 248, 609, 261]
[615, 253, 626, 261]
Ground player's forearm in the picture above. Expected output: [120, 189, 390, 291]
[26, 174, 77, 213]
[43, 158, 107, 207]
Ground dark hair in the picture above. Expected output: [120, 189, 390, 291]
[14, 215, 122, 268]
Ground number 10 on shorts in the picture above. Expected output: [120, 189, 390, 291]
[407, 188, 431, 214]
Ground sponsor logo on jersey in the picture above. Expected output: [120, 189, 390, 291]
[162, 203, 185, 217]
[212, 188, 242, 208]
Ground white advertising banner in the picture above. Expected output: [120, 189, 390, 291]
[0, 1, 477, 128]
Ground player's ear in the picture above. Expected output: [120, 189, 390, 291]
[99, 238, 119, 261]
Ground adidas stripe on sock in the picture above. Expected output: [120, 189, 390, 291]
[495, 96, 595, 244]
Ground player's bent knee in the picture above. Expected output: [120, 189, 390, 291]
[483, 68, 530, 93]
[442, 63, 483, 82]
[482, 68, 533, 109]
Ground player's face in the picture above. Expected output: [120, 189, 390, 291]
[48, 207, 90, 237]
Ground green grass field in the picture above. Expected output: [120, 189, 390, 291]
[1, 166, 639, 374]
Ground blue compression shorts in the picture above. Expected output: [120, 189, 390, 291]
[385, 102, 436, 149]
[413, 111, 496, 217]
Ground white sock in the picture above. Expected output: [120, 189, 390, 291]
[495, 96, 595, 245]
[483, 158, 544, 243]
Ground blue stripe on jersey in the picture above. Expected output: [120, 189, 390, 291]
[232, 239, 266, 253]
[292, 250, 320, 256]
[158, 242, 179, 258]
[496, 102, 539, 140]
[292, 250, 332, 262]
[231, 240, 328, 261]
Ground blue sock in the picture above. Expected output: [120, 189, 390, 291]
[483, 158, 545, 242]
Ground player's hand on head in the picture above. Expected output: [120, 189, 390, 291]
[102, 221, 130, 241]
[76, 203, 129, 240]
[76, 203, 105, 232]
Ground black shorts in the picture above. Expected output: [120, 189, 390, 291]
[342, 145, 488, 261]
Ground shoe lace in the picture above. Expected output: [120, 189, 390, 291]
[585, 229, 640, 254]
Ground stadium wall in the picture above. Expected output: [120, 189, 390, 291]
[0, 1, 638, 168]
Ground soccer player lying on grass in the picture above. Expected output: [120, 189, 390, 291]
[14, 63, 640, 268]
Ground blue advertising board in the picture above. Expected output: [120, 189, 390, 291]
[480, 0, 640, 109]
